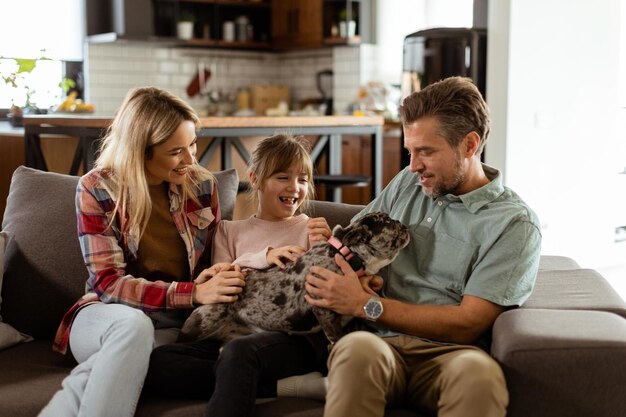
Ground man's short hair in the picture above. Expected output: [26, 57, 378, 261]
[399, 76, 490, 156]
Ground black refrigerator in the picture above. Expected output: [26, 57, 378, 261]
[400, 27, 487, 166]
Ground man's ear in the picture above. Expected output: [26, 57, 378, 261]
[463, 131, 481, 158]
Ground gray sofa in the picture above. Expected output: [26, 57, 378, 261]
[1, 166, 626, 417]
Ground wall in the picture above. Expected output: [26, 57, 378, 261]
[85, 43, 333, 115]
[486, 0, 626, 274]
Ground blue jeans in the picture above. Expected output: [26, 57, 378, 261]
[144, 331, 327, 417]
[39, 303, 155, 417]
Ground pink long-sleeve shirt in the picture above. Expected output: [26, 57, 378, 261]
[212, 213, 311, 269]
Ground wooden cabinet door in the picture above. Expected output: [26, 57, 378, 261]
[272, 0, 322, 49]
[292, 0, 322, 48]
[272, 0, 293, 48]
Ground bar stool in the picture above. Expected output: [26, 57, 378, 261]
[314, 174, 370, 202]
[310, 134, 371, 202]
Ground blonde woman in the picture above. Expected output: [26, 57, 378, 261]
[40, 87, 245, 417]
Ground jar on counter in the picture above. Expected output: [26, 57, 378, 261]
[236, 87, 251, 110]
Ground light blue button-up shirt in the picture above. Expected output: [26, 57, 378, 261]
[356, 164, 542, 340]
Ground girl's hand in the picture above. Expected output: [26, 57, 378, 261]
[359, 275, 384, 294]
[192, 265, 245, 305]
[194, 262, 234, 284]
[307, 217, 331, 245]
[267, 245, 307, 269]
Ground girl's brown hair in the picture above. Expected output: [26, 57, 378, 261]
[247, 134, 315, 212]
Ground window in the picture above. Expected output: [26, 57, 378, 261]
[0, 0, 84, 109]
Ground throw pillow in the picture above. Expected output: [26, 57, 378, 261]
[212, 168, 239, 221]
[0, 231, 33, 350]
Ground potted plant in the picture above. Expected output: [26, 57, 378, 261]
[1, 57, 46, 126]
[177, 11, 196, 40]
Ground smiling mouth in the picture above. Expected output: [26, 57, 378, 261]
[419, 173, 433, 183]
[174, 167, 188, 175]
[279, 197, 298, 205]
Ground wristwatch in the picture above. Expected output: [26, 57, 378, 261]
[363, 296, 384, 322]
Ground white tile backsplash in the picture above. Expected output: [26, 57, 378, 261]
[86, 43, 370, 115]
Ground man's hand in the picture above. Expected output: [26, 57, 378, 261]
[267, 245, 307, 269]
[192, 265, 245, 305]
[304, 254, 370, 317]
[307, 217, 331, 245]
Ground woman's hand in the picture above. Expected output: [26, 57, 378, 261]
[194, 262, 233, 284]
[267, 245, 307, 269]
[192, 265, 246, 305]
[307, 217, 331, 245]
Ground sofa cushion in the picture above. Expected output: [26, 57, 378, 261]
[1, 168, 85, 339]
[0, 231, 33, 350]
[213, 168, 238, 221]
[0, 166, 239, 339]
[492, 309, 626, 417]
[0, 231, 7, 320]
[0, 340, 76, 417]
[523, 268, 626, 318]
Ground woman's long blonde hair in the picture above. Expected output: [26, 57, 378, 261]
[247, 134, 315, 213]
[95, 86, 213, 240]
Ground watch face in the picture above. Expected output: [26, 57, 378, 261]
[365, 298, 383, 320]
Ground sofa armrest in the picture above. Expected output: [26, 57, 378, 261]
[538, 255, 581, 270]
[492, 308, 626, 417]
[524, 268, 626, 319]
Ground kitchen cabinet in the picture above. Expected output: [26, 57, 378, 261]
[272, 0, 323, 50]
[153, 0, 272, 49]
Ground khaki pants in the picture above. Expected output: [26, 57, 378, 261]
[324, 331, 508, 417]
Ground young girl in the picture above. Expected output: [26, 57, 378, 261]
[211, 133, 331, 269]
[147, 134, 331, 416]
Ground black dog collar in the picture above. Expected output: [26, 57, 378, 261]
[327, 236, 365, 276]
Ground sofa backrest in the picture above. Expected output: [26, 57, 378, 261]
[305, 200, 364, 230]
[1, 166, 238, 339]
[2, 167, 85, 339]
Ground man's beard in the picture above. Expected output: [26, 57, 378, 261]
[422, 155, 465, 199]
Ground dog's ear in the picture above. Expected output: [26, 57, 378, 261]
[359, 212, 388, 235]
[332, 224, 345, 239]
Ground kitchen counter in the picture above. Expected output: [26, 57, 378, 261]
[0, 121, 27, 136]
[22, 114, 385, 201]
[21, 114, 384, 129]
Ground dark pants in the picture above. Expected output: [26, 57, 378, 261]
[144, 331, 327, 417]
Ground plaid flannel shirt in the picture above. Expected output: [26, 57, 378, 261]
[52, 169, 220, 354]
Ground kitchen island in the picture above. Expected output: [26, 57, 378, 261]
[22, 114, 385, 202]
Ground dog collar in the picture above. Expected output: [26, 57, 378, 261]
[327, 236, 365, 277]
